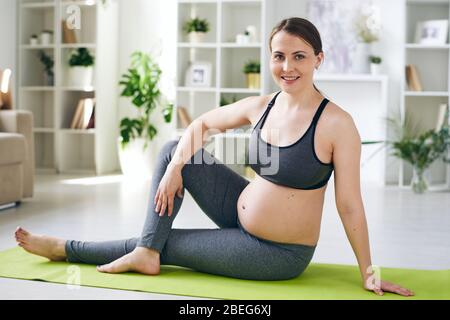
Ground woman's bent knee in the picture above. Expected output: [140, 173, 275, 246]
[159, 139, 179, 161]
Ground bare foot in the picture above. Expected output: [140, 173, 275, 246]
[14, 227, 67, 261]
[96, 247, 160, 275]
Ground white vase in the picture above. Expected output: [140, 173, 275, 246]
[117, 137, 154, 181]
[352, 42, 371, 74]
[188, 32, 206, 43]
[40, 32, 52, 45]
[370, 63, 381, 75]
[68, 66, 93, 87]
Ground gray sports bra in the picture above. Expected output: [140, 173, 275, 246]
[248, 91, 334, 190]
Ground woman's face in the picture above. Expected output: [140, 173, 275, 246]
[270, 31, 323, 93]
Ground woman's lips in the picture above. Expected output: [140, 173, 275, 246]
[281, 76, 300, 84]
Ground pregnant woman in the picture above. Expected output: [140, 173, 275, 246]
[15, 17, 413, 297]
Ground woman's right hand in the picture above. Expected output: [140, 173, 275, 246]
[154, 165, 184, 217]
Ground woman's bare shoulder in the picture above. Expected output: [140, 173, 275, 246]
[322, 100, 360, 144]
[245, 92, 279, 122]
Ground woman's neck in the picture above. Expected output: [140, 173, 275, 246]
[280, 84, 323, 111]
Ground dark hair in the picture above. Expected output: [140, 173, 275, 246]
[269, 17, 323, 94]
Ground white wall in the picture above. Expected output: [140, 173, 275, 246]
[0, 0, 17, 104]
[118, 0, 177, 159]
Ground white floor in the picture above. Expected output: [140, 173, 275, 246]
[0, 173, 449, 299]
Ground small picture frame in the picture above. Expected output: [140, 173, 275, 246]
[415, 19, 449, 45]
[185, 61, 212, 87]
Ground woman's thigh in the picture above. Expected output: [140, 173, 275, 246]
[160, 228, 309, 281]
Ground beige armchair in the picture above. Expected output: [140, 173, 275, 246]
[0, 110, 35, 207]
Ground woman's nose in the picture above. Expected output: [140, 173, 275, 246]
[282, 59, 291, 71]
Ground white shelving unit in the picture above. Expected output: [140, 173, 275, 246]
[17, 0, 119, 175]
[401, 0, 450, 190]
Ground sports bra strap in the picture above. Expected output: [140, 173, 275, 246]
[311, 98, 329, 126]
[268, 91, 282, 107]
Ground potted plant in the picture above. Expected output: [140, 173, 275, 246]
[369, 55, 382, 75]
[118, 51, 173, 179]
[68, 47, 95, 87]
[40, 30, 53, 45]
[386, 111, 450, 193]
[353, 4, 381, 73]
[242, 60, 260, 89]
[38, 50, 54, 86]
[183, 17, 210, 43]
[30, 34, 38, 46]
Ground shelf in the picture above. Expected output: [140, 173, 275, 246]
[177, 86, 216, 92]
[20, 44, 55, 49]
[405, 44, 450, 49]
[61, 0, 96, 6]
[404, 91, 449, 96]
[60, 86, 95, 92]
[314, 74, 388, 82]
[176, 128, 251, 139]
[220, 88, 261, 93]
[20, 86, 55, 91]
[21, 2, 55, 9]
[34, 128, 55, 133]
[220, 43, 262, 48]
[177, 43, 218, 48]
[60, 43, 96, 48]
[59, 129, 96, 134]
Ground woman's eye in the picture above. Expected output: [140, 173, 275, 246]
[296, 55, 305, 60]
[274, 55, 283, 60]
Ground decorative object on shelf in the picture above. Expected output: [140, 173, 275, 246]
[220, 94, 237, 107]
[436, 103, 449, 132]
[415, 19, 449, 45]
[236, 25, 258, 44]
[29, 34, 38, 46]
[62, 19, 77, 44]
[118, 51, 173, 179]
[369, 55, 382, 75]
[352, 2, 381, 74]
[177, 106, 192, 128]
[242, 60, 260, 89]
[308, 0, 354, 74]
[70, 98, 95, 129]
[0, 69, 13, 110]
[40, 30, 53, 45]
[386, 111, 450, 194]
[68, 47, 95, 87]
[405, 64, 423, 91]
[37, 50, 54, 86]
[184, 61, 212, 87]
[183, 17, 210, 43]
[246, 25, 257, 43]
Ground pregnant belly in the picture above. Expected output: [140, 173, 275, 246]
[237, 175, 325, 246]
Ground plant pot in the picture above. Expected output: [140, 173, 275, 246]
[43, 72, 54, 86]
[40, 32, 53, 45]
[188, 32, 206, 43]
[68, 66, 93, 87]
[246, 73, 260, 89]
[244, 165, 255, 180]
[117, 137, 154, 181]
[370, 63, 381, 75]
[352, 42, 371, 74]
[411, 167, 428, 194]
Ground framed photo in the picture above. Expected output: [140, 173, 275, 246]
[415, 19, 449, 45]
[185, 61, 212, 87]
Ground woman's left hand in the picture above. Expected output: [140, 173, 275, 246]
[364, 279, 415, 297]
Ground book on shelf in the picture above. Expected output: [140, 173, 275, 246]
[405, 64, 423, 91]
[436, 103, 449, 131]
[70, 98, 95, 130]
[177, 106, 192, 128]
[62, 20, 77, 44]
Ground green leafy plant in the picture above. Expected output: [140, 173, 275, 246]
[183, 17, 210, 33]
[38, 50, 54, 78]
[119, 51, 173, 150]
[69, 48, 95, 67]
[369, 55, 382, 64]
[242, 60, 260, 74]
[220, 94, 238, 106]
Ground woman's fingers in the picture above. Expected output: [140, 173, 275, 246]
[159, 196, 167, 216]
[168, 196, 174, 217]
[154, 189, 160, 205]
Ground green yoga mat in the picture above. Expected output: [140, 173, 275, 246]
[0, 247, 448, 300]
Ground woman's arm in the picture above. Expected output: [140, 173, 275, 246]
[331, 110, 414, 297]
[168, 95, 263, 172]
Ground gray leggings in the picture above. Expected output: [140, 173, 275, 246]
[65, 139, 316, 280]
